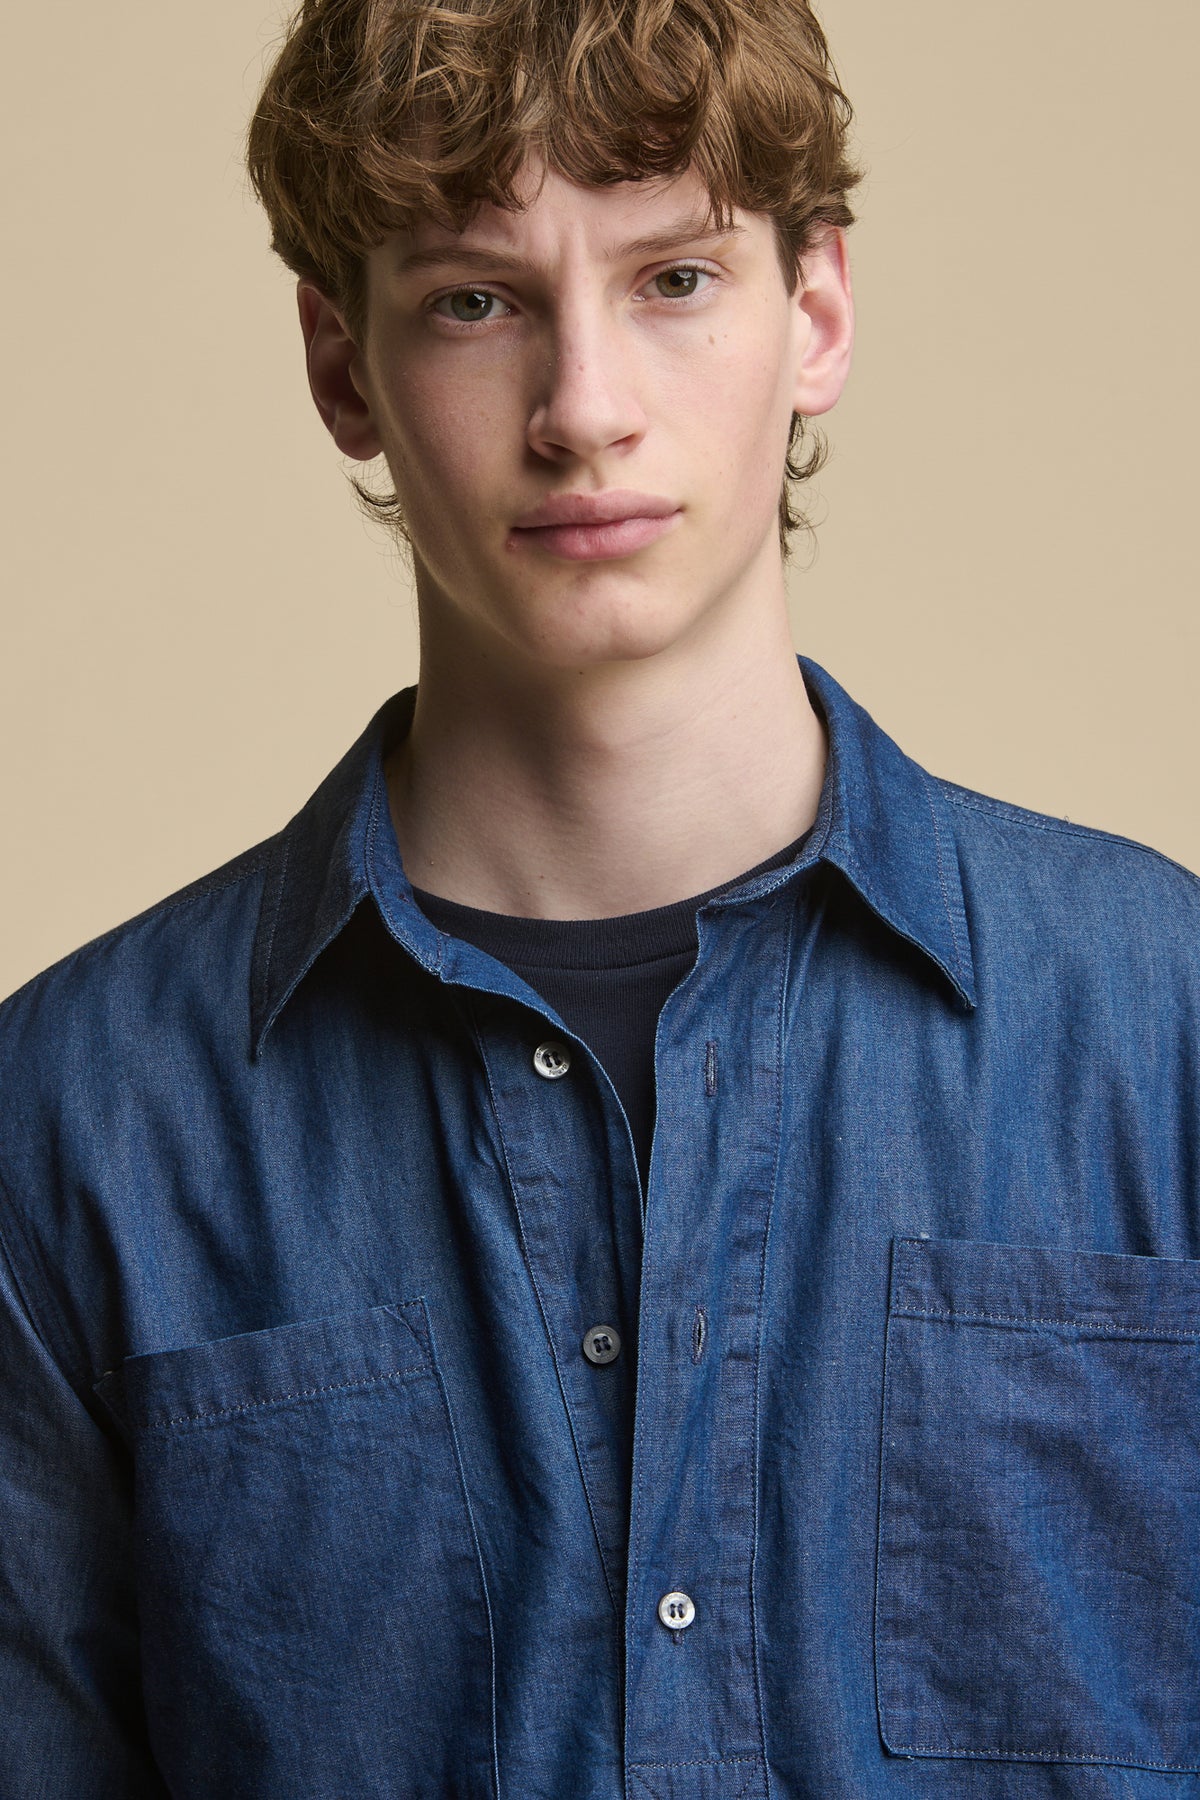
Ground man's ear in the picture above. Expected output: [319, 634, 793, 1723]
[296, 280, 384, 462]
[791, 227, 855, 419]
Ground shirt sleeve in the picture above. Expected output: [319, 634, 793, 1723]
[0, 1217, 169, 1798]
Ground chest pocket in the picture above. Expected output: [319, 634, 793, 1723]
[95, 1299, 496, 1800]
[875, 1236, 1200, 1772]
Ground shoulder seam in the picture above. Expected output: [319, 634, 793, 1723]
[936, 784, 1200, 886]
[5, 842, 274, 999]
[137, 846, 273, 919]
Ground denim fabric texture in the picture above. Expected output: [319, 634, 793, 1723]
[1, 656, 1199, 1799]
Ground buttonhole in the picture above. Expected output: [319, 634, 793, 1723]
[704, 1039, 717, 1096]
[692, 1305, 707, 1364]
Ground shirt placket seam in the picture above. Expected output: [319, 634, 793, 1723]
[468, 1001, 626, 1626]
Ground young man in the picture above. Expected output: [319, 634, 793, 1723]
[2, 1, 1199, 1795]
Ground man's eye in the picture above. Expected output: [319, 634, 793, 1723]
[431, 288, 509, 325]
[650, 264, 713, 301]
[429, 263, 716, 328]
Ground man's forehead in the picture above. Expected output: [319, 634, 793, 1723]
[383, 160, 745, 270]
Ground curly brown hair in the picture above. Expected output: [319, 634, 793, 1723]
[246, 0, 864, 561]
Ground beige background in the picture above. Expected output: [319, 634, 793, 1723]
[2, 0, 1196, 1002]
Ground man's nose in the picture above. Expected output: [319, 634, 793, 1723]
[525, 300, 649, 461]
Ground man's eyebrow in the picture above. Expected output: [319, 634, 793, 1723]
[393, 213, 745, 278]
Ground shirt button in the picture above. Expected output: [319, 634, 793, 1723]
[582, 1324, 621, 1365]
[532, 1040, 571, 1079]
[657, 1591, 696, 1631]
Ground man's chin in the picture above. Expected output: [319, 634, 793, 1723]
[507, 610, 706, 674]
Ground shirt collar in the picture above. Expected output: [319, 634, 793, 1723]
[799, 658, 975, 1011]
[249, 656, 975, 1057]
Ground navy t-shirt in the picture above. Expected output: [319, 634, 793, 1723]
[411, 832, 808, 1199]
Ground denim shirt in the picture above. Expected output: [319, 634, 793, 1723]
[2, 657, 1199, 1800]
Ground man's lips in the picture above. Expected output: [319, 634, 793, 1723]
[509, 512, 682, 562]
[511, 489, 680, 530]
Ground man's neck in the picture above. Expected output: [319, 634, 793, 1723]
[385, 605, 825, 922]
